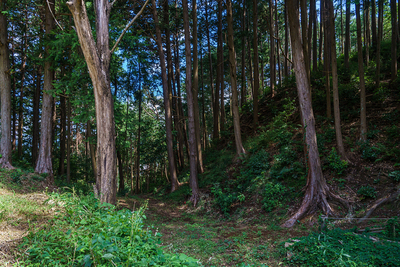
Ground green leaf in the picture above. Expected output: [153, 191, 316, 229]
[102, 253, 114, 259]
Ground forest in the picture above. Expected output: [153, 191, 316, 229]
[1, 0, 400, 265]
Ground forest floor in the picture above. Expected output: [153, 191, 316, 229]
[119, 195, 312, 266]
[0, 170, 56, 266]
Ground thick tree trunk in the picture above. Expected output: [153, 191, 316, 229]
[67, 0, 117, 204]
[356, 2, 367, 141]
[36, 0, 56, 180]
[327, 0, 348, 161]
[252, 0, 259, 129]
[269, 0, 275, 96]
[192, 0, 204, 173]
[300, 0, 310, 85]
[0, 0, 13, 169]
[344, 0, 350, 69]
[227, 0, 246, 158]
[391, 0, 397, 81]
[312, 0, 317, 72]
[283, 0, 348, 228]
[151, 0, 179, 192]
[183, 0, 200, 205]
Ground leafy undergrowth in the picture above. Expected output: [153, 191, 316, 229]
[17, 192, 199, 266]
[281, 227, 400, 266]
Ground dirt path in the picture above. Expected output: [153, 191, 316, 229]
[0, 188, 54, 266]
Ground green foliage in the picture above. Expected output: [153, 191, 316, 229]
[262, 182, 287, 212]
[19, 193, 199, 266]
[384, 217, 400, 239]
[326, 147, 348, 176]
[358, 140, 381, 161]
[211, 183, 238, 215]
[388, 171, 400, 182]
[281, 228, 400, 266]
[357, 186, 377, 199]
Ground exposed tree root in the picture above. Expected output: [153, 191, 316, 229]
[282, 184, 349, 228]
[358, 185, 400, 223]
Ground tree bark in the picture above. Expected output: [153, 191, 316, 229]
[36, 0, 56, 180]
[67, 0, 117, 204]
[376, 0, 383, 88]
[214, 0, 222, 140]
[18, 28, 27, 159]
[227, 0, 246, 158]
[312, 0, 317, 72]
[371, 0, 377, 47]
[365, 0, 370, 64]
[283, 0, 348, 228]
[183, 0, 200, 205]
[327, 0, 348, 161]
[32, 67, 41, 166]
[0, 0, 13, 168]
[59, 93, 66, 176]
[323, 0, 332, 119]
[356, 2, 367, 141]
[344, 0, 350, 69]
[192, 0, 204, 173]
[151, 0, 179, 192]
[391, 0, 397, 81]
[252, 0, 259, 129]
[241, 0, 246, 107]
[269, 0, 276, 96]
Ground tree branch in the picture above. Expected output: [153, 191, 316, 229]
[110, 0, 150, 54]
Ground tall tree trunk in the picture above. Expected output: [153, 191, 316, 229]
[327, 0, 348, 161]
[18, 29, 27, 159]
[117, 149, 124, 193]
[365, 0, 370, 64]
[135, 88, 142, 194]
[312, 0, 317, 72]
[67, 0, 117, 204]
[32, 67, 41, 166]
[214, 0, 222, 140]
[0, 0, 13, 168]
[58, 94, 66, 176]
[356, 2, 367, 141]
[301, 0, 310, 85]
[283, 0, 348, 228]
[284, 0, 289, 77]
[241, 0, 246, 107]
[183, 0, 200, 205]
[391, 0, 398, 81]
[376, 0, 383, 88]
[151, 0, 179, 192]
[371, 0, 377, 47]
[323, 0, 332, 119]
[36, 0, 56, 180]
[344, 0, 351, 69]
[227, 0, 246, 158]
[192, 0, 204, 173]
[87, 121, 97, 182]
[67, 99, 71, 183]
[205, 0, 215, 130]
[269, 0, 276, 96]
[252, 0, 259, 129]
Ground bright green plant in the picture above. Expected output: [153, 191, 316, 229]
[18, 192, 199, 266]
[357, 186, 377, 199]
[327, 147, 348, 176]
[281, 228, 400, 266]
[262, 182, 287, 212]
[388, 171, 400, 182]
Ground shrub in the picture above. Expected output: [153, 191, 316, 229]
[357, 186, 377, 199]
[326, 147, 348, 176]
[281, 228, 400, 266]
[388, 171, 400, 182]
[358, 140, 381, 161]
[262, 182, 287, 212]
[19, 193, 199, 266]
